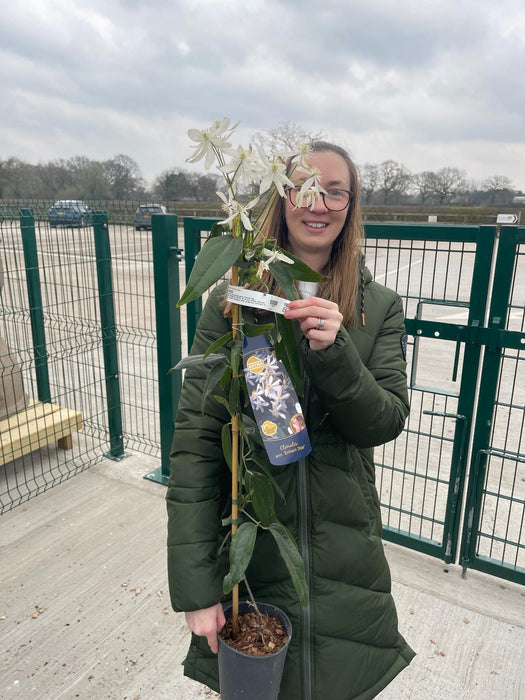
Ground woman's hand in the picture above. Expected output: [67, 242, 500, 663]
[284, 297, 343, 351]
[185, 603, 226, 653]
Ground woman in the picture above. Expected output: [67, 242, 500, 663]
[166, 142, 415, 699]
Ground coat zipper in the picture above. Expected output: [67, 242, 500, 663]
[298, 372, 312, 700]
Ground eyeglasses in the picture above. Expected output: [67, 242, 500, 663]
[286, 186, 352, 211]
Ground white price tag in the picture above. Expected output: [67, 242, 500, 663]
[226, 285, 290, 315]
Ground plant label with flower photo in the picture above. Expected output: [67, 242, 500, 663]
[243, 334, 311, 466]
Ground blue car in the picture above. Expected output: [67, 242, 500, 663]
[48, 200, 92, 228]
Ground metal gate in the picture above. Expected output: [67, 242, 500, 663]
[179, 218, 525, 584]
[362, 223, 524, 585]
[460, 226, 525, 583]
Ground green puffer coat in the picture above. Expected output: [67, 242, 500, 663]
[166, 270, 415, 700]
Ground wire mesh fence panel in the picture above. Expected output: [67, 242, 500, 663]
[0, 201, 172, 512]
[1, 207, 107, 513]
[362, 225, 491, 557]
[105, 209, 160, 456]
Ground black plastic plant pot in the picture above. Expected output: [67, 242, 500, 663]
[218, 601, 292, 700]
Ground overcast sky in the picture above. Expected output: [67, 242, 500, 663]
[1, 0, 524, 190]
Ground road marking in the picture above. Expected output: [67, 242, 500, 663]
[374, 258, 423, 281]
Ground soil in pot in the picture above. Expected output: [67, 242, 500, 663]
[219, 610, 289, 656]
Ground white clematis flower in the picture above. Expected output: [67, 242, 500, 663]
[290, 142, 313, 168]
[218, 145, 264, 186]
[290, 166, 327, 211]
[187, 118, 236, 169]
[297, 166, 323, 193]
[295, 184, 327, 211]
[257, 247, 294, 278]
[258, 150, 295, 197]
[217, 190, 259, 231]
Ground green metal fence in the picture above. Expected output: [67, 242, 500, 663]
[1, 205, 112, 510]
[0, 202, 180, 512]
[2, 205, 523, 584]
[180, 217, 525, 584]
[459, 226, 525, 582]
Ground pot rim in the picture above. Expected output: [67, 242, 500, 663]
[218, 601, 292, 659]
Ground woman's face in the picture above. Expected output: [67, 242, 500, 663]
[284, 150, 350, 264]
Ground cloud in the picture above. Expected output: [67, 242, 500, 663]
[0, 0, 524, 189]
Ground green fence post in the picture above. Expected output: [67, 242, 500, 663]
[19, 208, 51, 403]
[144, 213, 182, 485]
[183, 217, 203, 352]
[182, 217, 221, 351]
[93, 211, 126, 460]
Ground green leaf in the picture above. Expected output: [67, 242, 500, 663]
[218, 530, 231, 556]
[269, 522, 309, 608]
[209, 221, 226, 238]
[268, 260, 298, 300]
[171, 353, 227, 371]
[230, 341, 242, 375]
[247, 453, 285, 501]
[243, 322, 275, 337]
[219, 366, 232, 390]
[240, 373, 250, 408]
[275, 315, 303, 396]
[213, 394, 232, 416]
[223, 521, 257, 594]
[221, 423, 232, 470]
[238, 415, 250, 444]
[240, 414, 264, 447]
[201, 363, 230, 413]
[281, 250, 324, 282]
[204, 331, 233, 358]
[228, 376, 240, 415]
[177, 234, 242, 306]
[249, 473, 277, 527]
[267, 249, 323, 300]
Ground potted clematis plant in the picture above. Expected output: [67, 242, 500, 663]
[174, 117, 325, 700]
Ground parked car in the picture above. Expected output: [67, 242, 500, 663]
[133, 204, 167, 230]
[48, 200, 92, 228]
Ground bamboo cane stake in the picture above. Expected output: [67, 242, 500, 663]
[231, 263, 240, 638]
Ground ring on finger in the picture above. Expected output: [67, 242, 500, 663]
[316, 317, 324, 330]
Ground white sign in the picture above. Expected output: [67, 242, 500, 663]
[497, 213, 519, 224]
[428, 215, 438, 223]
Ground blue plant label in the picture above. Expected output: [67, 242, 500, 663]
[243, 334, 311, 466]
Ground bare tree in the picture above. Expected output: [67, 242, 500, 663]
[359, 163, 380, 204]
[482, 175, 513, 204]
[378, 160, 412, 204]
[412, 171, 437, 204]
[0, 158, 43, 199]
[154, 169, 195, 201]
[104, 154, 145, 199]
[153, 168, 223, 201]
[251, 120, 327, 155]
[429, 167, 467, 204]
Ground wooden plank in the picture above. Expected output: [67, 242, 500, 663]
[0, 402, 83, 467]
[0, 401, 58, 433]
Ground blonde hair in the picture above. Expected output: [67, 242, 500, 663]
[254, 142, 364, 328]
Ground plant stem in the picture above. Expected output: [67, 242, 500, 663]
[243, 576, 265, 645]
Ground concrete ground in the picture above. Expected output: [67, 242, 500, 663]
[1, 452, 523, 700]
